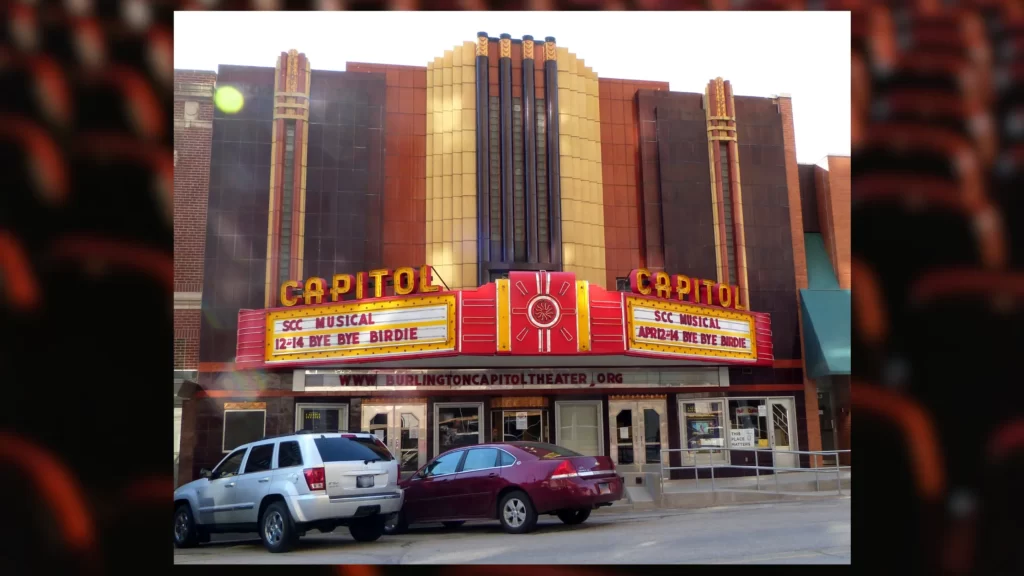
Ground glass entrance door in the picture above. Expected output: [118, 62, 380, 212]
[607, 399, 667, 473]
[817, 391, 837, 466]
[768, 398, 798, 469]
[361, 403, 427, 478]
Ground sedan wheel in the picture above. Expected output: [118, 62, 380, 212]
[384, 512, 408, 535]
[498, 490, 537, 534]
[556, 509, 591, 525]
[173, 504, 199, 548]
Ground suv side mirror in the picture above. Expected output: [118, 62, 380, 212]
[200, 468, 213, 479]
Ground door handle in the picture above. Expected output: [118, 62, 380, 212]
[258, 477, 270, 483]
[225, 482, 236, 488]
[488, 473, 497, 478]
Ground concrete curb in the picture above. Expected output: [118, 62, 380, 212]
[593, 490, 851, 514]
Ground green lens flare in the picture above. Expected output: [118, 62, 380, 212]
[214, 86, 244, 114]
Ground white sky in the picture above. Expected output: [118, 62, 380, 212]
[175, 11, 850, 165]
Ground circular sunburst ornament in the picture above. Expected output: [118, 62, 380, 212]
[528, 295, 561, 329]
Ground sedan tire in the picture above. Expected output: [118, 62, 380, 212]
[173, 503, 199, 548]
[260, 501, 299, 553]
[556, 509, 591, 525]
[498, 491, 538, 534]
[349, 515, 386, 543]
[384, 512, 408, 535]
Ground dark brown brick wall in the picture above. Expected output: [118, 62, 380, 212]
[174, 71, 215, 293]
[174, 69, 215, 370]
[652, 91, 719, 280]
[173, 309, 200, 369]
[733, 95, 799, 360]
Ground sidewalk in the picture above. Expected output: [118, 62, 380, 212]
[596, 469, 852, 514]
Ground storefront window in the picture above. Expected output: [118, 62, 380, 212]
[729, 399, 769, 449]
[223, 409, 265, 452]
[679, 400, 726, 465]
[295, 403, 350, 433]
[491, 410, 548, 444]
[435, 403, 483, 454]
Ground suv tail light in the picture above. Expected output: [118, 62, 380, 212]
[303, 467, 326, 491]
[550, 460, 578, 480]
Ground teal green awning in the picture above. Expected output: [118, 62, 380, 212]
[800, 233, 851, 379]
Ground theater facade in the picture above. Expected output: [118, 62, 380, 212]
[175, 33, 851, 486]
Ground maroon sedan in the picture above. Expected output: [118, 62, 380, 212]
[384, 442, 623, 535]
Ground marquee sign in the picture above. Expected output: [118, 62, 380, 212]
[626, 297, 757, 362]
[262, 294, 456, 363]
[234, 267, 773, 369]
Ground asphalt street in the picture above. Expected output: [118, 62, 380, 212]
[173, 497, 851, 564]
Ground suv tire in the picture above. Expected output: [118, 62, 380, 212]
[260, 501, 298, 553]
[498, 490, 538, 534]
[173, 503, 199, 548]
[556, 509, 591, 525]
[349, 515, 386, 542]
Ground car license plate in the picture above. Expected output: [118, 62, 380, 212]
[357, 475, 374, 488]
[598, 482, 611, 495]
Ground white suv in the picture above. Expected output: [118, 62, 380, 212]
[173, 431, 403, 553]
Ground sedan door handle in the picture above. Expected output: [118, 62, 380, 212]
[258, 477, 270, 483]
[488, 473, 497, 478]
[225, 482, 236, 488]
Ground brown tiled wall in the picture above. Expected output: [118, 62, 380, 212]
[180, 396, 296, 484]
[347, 63, 427, 269]
[303, 70, 387, 283]
[632, 86, 675, 275]
[734, 96, 799, 358]
[598, 79, 669, 288]
[201, 65, 276, 362]
[654, 92, 720, 281]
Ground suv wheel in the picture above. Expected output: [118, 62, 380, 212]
[173, 503, 199, 548]
[498, 491, 538, 534]
[556, 509, 591, 525]
[260, 501, 298, 553]
[349, 515, 386, 543]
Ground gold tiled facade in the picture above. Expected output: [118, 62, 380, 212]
[426, 41, 478, 290]
[556, 48, 606, 287]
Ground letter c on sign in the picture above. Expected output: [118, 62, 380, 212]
[629, 268, 652, 295]
[280, 280, 299, 307]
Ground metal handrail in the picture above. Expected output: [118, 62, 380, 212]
[658, 447, 851, 494]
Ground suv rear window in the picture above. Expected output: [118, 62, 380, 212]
[313, 436, 395, 462]
[513, 442, 583, 459]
